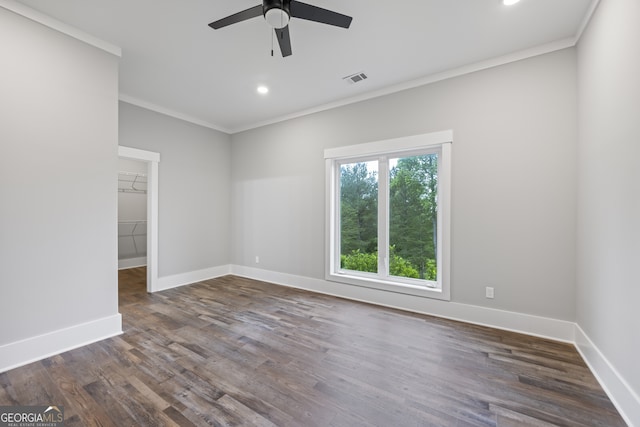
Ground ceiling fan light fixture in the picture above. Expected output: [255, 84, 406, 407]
[265, 8, 290, 29]
[209, 0, 352, 57]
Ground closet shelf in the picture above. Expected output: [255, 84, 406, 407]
[118, 220, 147, 237]
[118, 171, 147, 194]
[118, 220, 147, 259]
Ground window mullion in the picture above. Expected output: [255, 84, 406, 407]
[377, 157, 389, 278]
[333, 160, 342, 273]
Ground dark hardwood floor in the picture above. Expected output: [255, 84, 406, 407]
[0, 267, 626, 426]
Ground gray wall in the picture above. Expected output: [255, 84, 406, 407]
[119, 102, 232, 277]
[0, 8, 119, 345]
[231, 48, 578, 321]
[577, 0, 640, 402]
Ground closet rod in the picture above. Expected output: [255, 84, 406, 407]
[118, 171, 147, 177]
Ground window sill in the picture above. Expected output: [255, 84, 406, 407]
[326, 272, 451, 301]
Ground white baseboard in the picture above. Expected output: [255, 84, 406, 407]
[230, 266, 639, 424]
[575, 325, 639, 427]
[3, 266, 634, 426]
[0, 264, 230, 372]
[0, 314, 122, 373]
[118, 256, 147, 270]
[155, 264, 231, 292]
[230, 265, 575, 343]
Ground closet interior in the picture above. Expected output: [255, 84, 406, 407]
[118, 159, 147, 269]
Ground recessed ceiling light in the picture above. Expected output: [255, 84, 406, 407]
[257, 85, 269, 95]
[503, 0, 520, 5]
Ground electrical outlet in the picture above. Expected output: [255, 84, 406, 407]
[255, 256, 260, 264]
[486, 287, 494, 299]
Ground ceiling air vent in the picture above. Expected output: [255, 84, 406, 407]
[343, 72, 368, 84]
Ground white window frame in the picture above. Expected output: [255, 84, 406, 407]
[324, 130, 452, 301]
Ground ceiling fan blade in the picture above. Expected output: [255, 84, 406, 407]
[275, 26, 292, 57]
[208, 5, 263, 29]
[290, 1, 352, 28]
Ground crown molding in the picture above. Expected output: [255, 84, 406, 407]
[230, 37, 577, 133]
[0, 0, 120, 57]
[119, 94, 231, 134]
[575, 0, 602, 44]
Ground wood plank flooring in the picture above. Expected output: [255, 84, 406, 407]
[0, 267, 627, 426]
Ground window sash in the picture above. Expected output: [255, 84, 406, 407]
[335, 149, 441, 287]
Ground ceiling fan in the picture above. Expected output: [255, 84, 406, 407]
[208, 0, 353, 57]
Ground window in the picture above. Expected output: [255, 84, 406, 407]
[325, 131, 452, 300]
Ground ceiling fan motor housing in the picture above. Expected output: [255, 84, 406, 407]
[209, 0, 352, 57]
[263, 0, 291, 29]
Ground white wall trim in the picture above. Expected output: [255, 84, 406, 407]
[0, 0, 121, 57]
[230, 265, 575, 343]
[119, 95, 231, 134]
[0, 314, 122, 373]
[118, 146, 160, 163]
[118, 257, 147, 270]
[155, 265, 231, 293]
[574, 325, 639, 427]
[324, 130, 453, 159]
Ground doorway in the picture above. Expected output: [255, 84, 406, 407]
[118, 146, 160, 293]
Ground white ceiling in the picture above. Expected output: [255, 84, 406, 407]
[17, 0, 594, 133]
